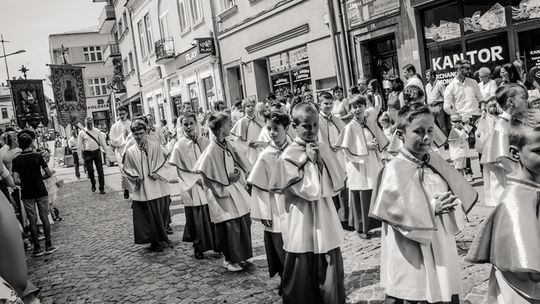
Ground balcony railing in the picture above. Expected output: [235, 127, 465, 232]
[155, 37, 175, 63]
[107, 43, 121, 57]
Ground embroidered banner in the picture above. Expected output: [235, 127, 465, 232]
[49, 64, 87, 127]
[9, 79, 48, 129]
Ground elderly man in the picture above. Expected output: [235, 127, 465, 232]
[477, 67, 497, 106]
[444, 59, 485, 181]
[425, 69, 448, 136]
[78, 117, 107, 194]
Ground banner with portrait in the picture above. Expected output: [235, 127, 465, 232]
[49, 64, 87, 127]
[9, 79, 48, 129]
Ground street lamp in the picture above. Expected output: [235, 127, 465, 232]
[0, 49, 26, 59]
[1, 34, 27, 86]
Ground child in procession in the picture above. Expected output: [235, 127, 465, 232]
[169, 112, 216, 260]
[475, 100, 500, 175]
[193, 112, 253, 272]
[269, 101, 347, 304]
[247, 111, 291, 289]
[317, 91, 350, 229]
[231, 98, 265, 165]
[334, 94, 388, 239]
[369, 103, 478, 304]
[466, 109, 540, 303]
[480, 83, 529, 206]
[448, 114, 470, 177]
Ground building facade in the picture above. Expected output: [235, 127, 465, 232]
[0, 85, 15, 128]
[216, 0, 342, 102]
[49, 27, 115, 132]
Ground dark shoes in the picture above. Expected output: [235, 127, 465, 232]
[194, 249, 204, 260]
[99, 190, 106, 194]
[32, 248, 45, 257]
[45, 245, 58, 254]
[91, 186, 96, 193]
[149, 243, 164, 252]
[123, 189, 129, 199]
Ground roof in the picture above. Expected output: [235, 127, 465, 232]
[49, 25, 100, 36]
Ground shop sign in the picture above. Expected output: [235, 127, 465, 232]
[529, 49, 540, 68]
[272, 73, 290, 87]
[177, 46, 210, 70]
[293, 67, 311, 82]
[346, 0, 400, 29]
[431, 46, 504, 71]
[197, 38, 215, 54]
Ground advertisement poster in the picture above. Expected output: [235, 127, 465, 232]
[346, 0, 400, 29]
[9, 79, 48, 129]
[49, 64, 87, 127]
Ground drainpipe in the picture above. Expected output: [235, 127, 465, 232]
[209, 0, 228, 106]
[326, 0, 343, 88]
[334, 0, 352, 92]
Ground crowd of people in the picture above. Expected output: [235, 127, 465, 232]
[1, 58, 539, 303]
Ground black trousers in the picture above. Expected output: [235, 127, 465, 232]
[83, 149, 104, 191]
[73, 151, 80, 178]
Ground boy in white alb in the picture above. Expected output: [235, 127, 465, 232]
[448, 114, 470, 177]
[269, 102, 347, 304]
[335, 95, 388, 239]
[247, 111, 290, 288]
[231, 99, 265, 165]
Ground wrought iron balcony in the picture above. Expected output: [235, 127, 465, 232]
[155, 37, 175, 63]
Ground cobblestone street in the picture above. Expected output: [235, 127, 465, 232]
[27, 162, 492, 303]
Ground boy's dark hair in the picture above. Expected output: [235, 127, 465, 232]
[18, 129, 36, 139]
[495, 83, 528, 110]
[318, 91, 333, 101]
[134, 115, 149, 125]
[266, 92, 276, 101]
[18, 133, 33, 150]
[332, 86, 343, 94]
[234, 100, 242, 108]
[348, 94, 367, 108]
[117, 105, 129, 113]
[207, 112, 230, 135]
[402, 85, 425, 103]
[130, 120, 147, 132]
[180, 111, 197, 124]
[397, 103, 432, 131]
[403, 64, 416, 74]
[350, 85, 360, 95]
[269, 100, 282, 109]
[264, 111, 290, 128]
[4, 127, 16, 133]
[509, 109, 540, 149]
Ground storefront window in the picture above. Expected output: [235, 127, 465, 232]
[268, 45, 312, 97]
[202, 77, 215, 109]
[423, 3, 461, 43]
[512, 0, 540, 22]
[465, 32, 509, 71]
[269, 52, 289, 73]
[464, 2, 507, 34]
[518, 28, 540, 73]
[271, 72, 292, 96]
[289, 46, 309, 68]
[427, 41, 463, 83]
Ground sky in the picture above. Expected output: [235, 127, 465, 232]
[0, 0, 105, 97]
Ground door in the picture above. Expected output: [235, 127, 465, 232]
[368, 35, 399, 84]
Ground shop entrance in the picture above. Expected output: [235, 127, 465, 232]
[367, 35, 399, 83]
[226, 66, 244, 105]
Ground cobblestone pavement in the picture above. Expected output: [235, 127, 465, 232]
[27, 158, 492, 303]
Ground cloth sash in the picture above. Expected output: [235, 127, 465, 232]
[269, 139, 347, 194]
[466, 176, 540, 275]
[318, 113, 346, 145]
[193, 138, 252, 186]
[231, 116, 264, 141]
[369, 149, 478, 230]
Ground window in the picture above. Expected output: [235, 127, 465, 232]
[118, 19, 123, 34]
[188, 82, 199, 109]
[122, 12, 128, 31]
[128, 52, 134, 72]
[189, 0, 203, 23]
[88, 78, 108, 96]
[138, 20, 147, 57]
[144, 13, 154, 54]
[159, 13, 169, 38]
[123, 58, 129, 75]
[177, 0, 190, 31]
[219, 0, 236, 11]
[83, 46, 103, 62]
[1, 108, 8, 119]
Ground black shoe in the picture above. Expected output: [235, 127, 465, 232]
[100, 190, 106, 194]
[194, 250, 204, 260]
[148, 243, 164, 252]
[91, 186, 96, 193]
[358, 232, 370, 239]
[123, 189, 129, 199]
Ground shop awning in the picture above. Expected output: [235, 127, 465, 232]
[121, 92, 141, 106]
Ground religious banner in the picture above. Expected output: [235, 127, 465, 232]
[9, 79, 48, 129]
[49, 64, 87, 127]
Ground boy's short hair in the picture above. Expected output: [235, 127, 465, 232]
[291, 101, 318, 125]
[318, 91, 333, 101]
[348, 94, 367, 108]
[18, 129, 36, 140]
[117, 105, 129, 113]
[242, 98, 255, 106]
[403, 64, 416, 74]
[332, 86, 343, 93]
[397, 103, 432, 131]
[180, 111, 197, 124]
[509, 109, 540, 149]
[130, 120, 147, 132]
[207, 112, 230, 135]
[234, 100, 242, 108]
[18, 133, 33, 150]
[496, 83, 528, 110]
[266, 92, 276, 101]
[269, 100, 283, 109]
[264, 111, 290, 128]
[134, 115, 149, 125]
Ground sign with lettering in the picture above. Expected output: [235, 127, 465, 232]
[346, 0, 400, 29]
[177, 46, 211, 70]
[197, 38, 215, 54]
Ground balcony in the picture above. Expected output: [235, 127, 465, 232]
[98, 5, 116, 34]
[103, 42, 121, 66]
[155, 38, 175, 63]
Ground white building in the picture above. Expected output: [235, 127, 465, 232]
[0, 85, 15, 128]
[49, 26, 115, 132]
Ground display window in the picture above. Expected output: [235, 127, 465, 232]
[267, 45, 312, 97]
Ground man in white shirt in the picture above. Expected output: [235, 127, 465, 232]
[425, 69, 448, 136]
[403, 64, 424, 90]
[444, 59, 485, 181]
[477, 67, 497, 107]
[109, 106, 131, 198]
[78, 117, 107, 194]
[68, 130, 80, 178]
